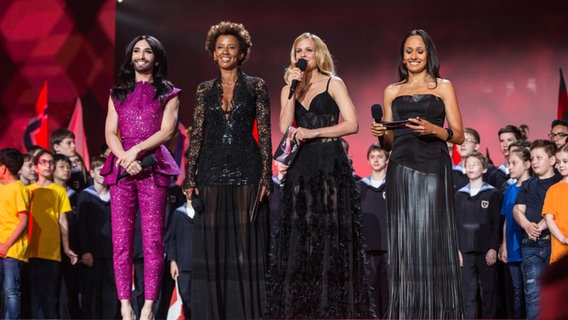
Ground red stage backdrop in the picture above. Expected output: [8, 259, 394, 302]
[113, 0, 568, 175]
[0, 0, 115, 155]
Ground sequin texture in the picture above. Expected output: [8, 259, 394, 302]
[106, 81, 181, 300]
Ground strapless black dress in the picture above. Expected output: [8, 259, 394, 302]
[386, 94, 463, 319]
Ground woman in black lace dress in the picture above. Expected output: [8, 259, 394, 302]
[371, 29, 465, 319]
[265, 32, 373, 319]
[183, 21, 272, 319]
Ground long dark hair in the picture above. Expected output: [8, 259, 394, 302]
[112, 35, 174, 103]
[398, 29, 440, 84]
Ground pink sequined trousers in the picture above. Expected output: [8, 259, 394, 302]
[110, 173, 167, 300]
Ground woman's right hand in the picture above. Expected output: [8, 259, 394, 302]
[287, 67, 304, 85]
[371, 122, 387, 137]
[184, 187, 200, 200]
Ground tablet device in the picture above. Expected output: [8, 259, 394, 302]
[383, 120, 410, 129]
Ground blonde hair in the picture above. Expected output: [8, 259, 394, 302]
[284, 32, 335, 83]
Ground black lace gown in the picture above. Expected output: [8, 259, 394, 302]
[184, 70, 272, 319]
[266, 78, 373, 319]
[386, 94, 463, 319]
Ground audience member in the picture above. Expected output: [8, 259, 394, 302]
[519, 124, 529, 141]
[513, 139, 560, 319]
[488, 125, 521, 191]
[69, 152, 89, 190]
[77, 156, 119, 318]
[499, 142, 532, 319]
[0, 148, 29, 319]
[455, 152, 501, 319]
[52, 154, 81, 318]
[356, 142, 389, 318]
[50, 129, 87, 192]
[165, 197, 194, 317]
[18, 152, 37, 186]
[542, 143, 568, 264]
[452, 127, 481, 190]
[548, 119, 568, 149]
[27, 150, 78, 318]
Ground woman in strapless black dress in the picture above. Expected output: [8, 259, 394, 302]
[372, 29, 465, 319]
[265, 32, 373, 319]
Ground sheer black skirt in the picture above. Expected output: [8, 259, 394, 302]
[190, 184, 269, 319]
[386, 160, 463, 319]
[265, 140, 373, 319]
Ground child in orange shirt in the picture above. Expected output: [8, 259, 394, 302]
[543, 143, 568, 263]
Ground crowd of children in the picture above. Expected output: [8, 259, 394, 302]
[3, 120, 568, 319]
[0, 129, 193, 319]
[344, 120, 568, 319]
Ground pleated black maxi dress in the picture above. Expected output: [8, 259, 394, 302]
[386, 94, 463, 319]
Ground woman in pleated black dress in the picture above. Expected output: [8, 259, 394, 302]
[371, 29, 465, 319]
[265, 32, 373, 319]
[183, 21, 272, 319]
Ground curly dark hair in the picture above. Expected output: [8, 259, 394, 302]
[205, 21, 252, 65]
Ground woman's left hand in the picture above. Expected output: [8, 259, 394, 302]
[125, 161, 143, 176]
[407, 117, 437, 136]
[116, 146, 140, 170]
[293, 127, 318, 144]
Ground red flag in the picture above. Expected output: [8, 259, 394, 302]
[451, 142, 461, 166]
[23, 81, 49, 150]
[558, 68, 568, 121]
[68, 97, 90, 170]
[174, 122, 190, 187]
[166, 280, 185, 320]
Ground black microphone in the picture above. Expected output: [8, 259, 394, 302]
[119, 154, 157, 180]
[371, 104, 384, 147]
[288, 58, 307, 99]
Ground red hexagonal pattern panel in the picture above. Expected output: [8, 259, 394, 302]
[0, 0, 115, 152]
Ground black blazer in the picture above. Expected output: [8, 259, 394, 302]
[77, 187, 112, 259]
[165, 205, 194, 272]
[356, 177, 388, 252]
[455, 184, 502, 253]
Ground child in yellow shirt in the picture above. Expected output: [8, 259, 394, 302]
[0, 148, 30, 318]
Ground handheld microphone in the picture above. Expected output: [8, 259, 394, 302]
[371, 104, 384, 147]
[288, 58, 308, 99]
[119, 154, 157, 180]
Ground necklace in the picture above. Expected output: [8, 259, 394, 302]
[222, 77, 238, 85]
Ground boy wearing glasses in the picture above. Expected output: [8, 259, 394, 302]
[452, 127, 482, 190]
[50, 129, 87, 192]
[549, 120, 568, 149]
[26, 150, 78, 318]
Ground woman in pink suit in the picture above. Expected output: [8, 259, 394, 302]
[102, 35, 181, 320]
